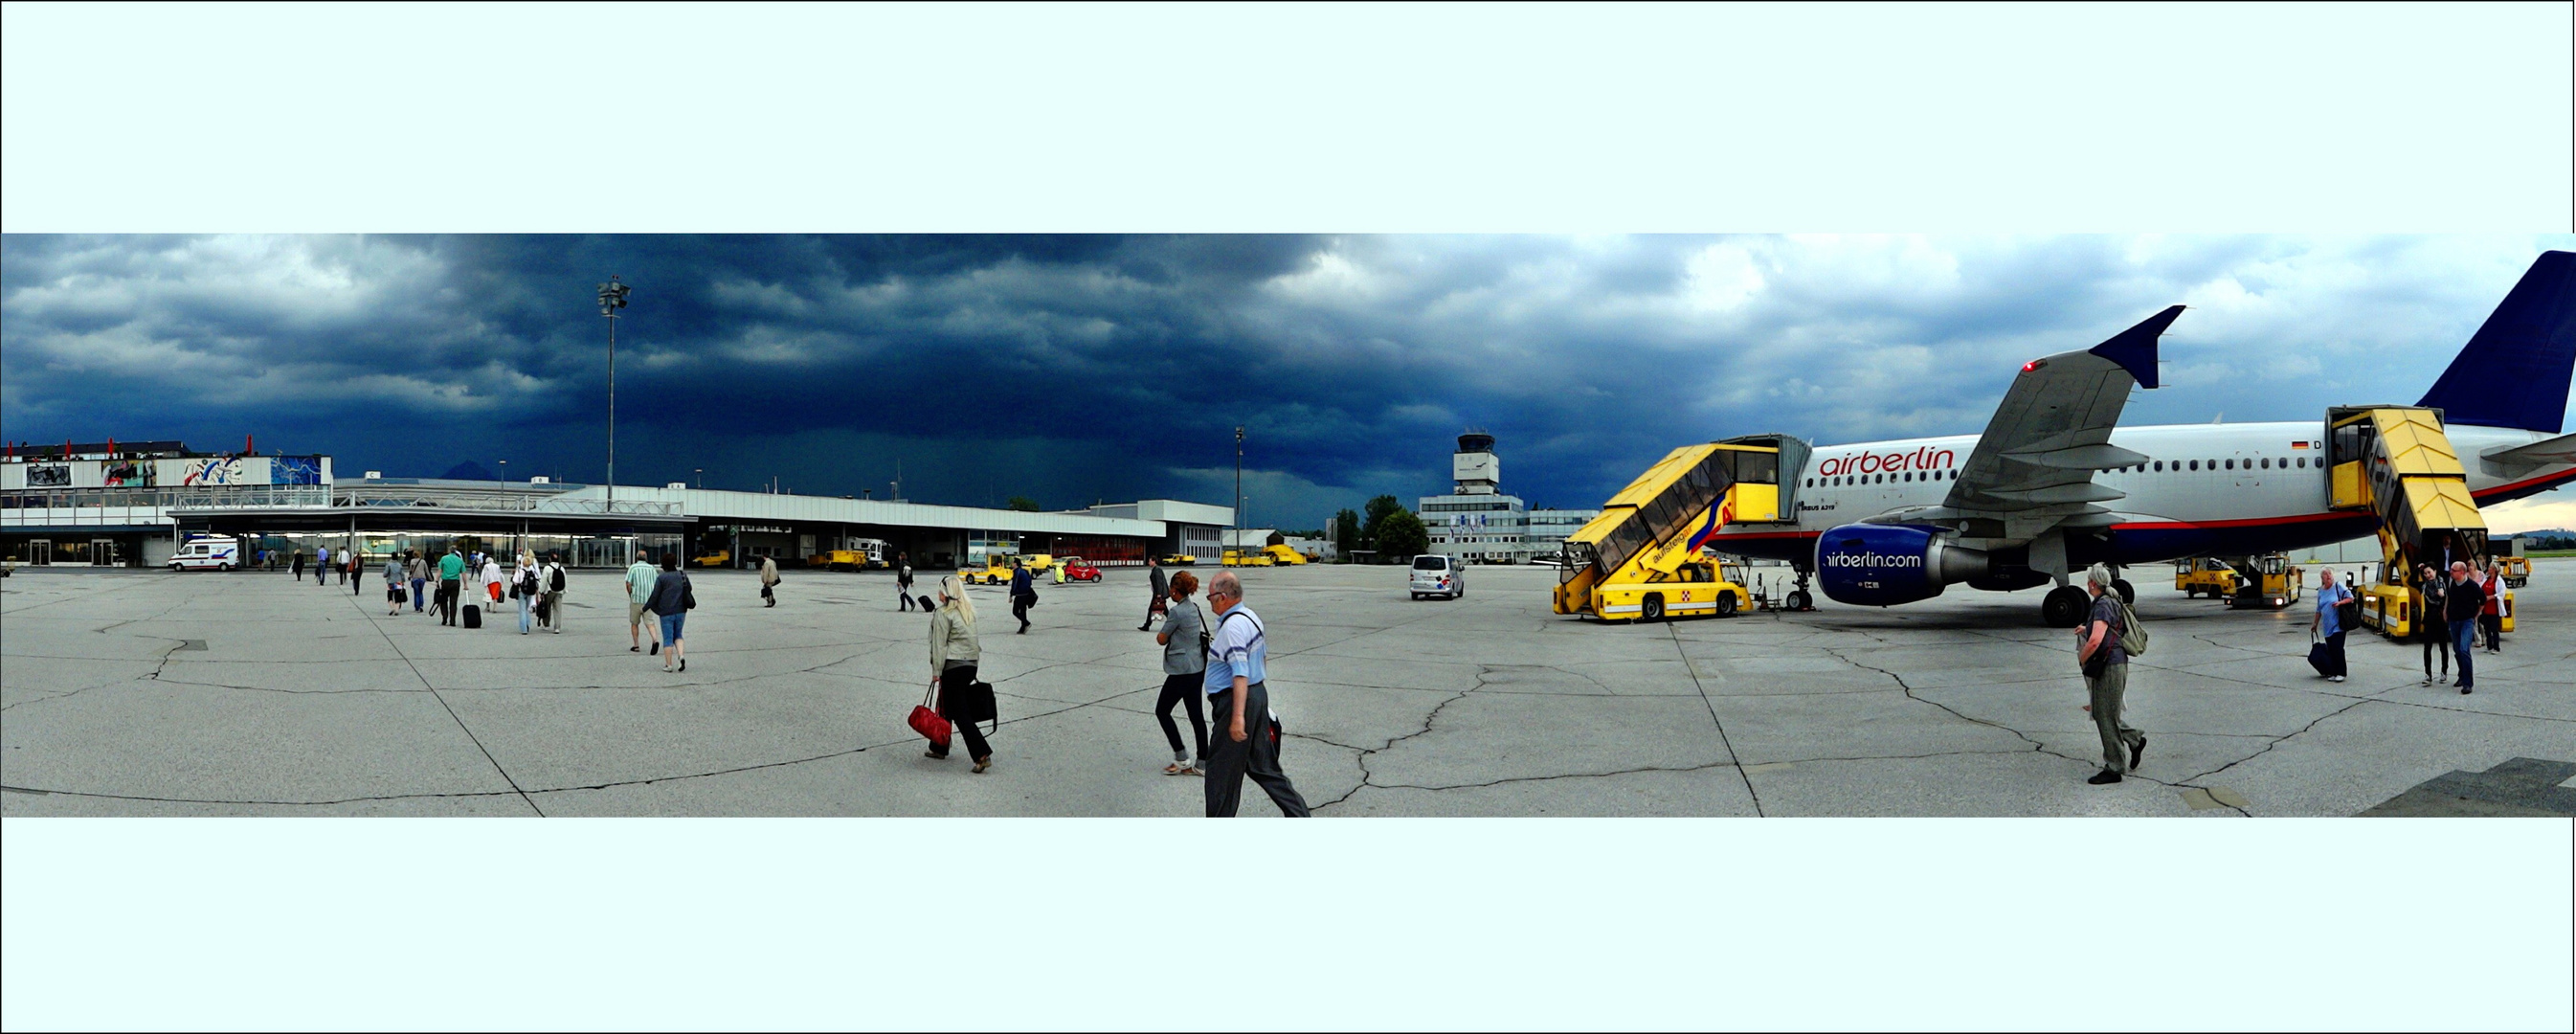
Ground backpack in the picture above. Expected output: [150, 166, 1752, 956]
[514, 569, 538, 599]
[2117, 598, 2148, 657]
[549, 566, 566, 593]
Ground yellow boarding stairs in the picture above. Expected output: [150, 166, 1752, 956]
[1553, 440, 1782, 621]
[2327, 406, 2514, 638]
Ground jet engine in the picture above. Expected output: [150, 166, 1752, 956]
[1814, 524, 1991, 607]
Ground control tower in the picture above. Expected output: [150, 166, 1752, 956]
[1453, 432, 1499, 494]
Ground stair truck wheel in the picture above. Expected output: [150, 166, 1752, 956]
[1641, 595, 1665, 622]
[1715, 591, 1738, 617]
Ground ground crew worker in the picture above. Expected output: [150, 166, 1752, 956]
[2076, 564, 2144, 785]
[1200, 570, 1308, 817]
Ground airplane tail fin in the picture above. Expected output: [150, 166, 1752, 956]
[2417, 250, 2576, 433]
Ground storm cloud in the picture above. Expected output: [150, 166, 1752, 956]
[4, 234, 2568, 528]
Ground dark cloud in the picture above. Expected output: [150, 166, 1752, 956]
[4, 234, 2569, 528]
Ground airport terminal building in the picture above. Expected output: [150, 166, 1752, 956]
[1420, 433, 1599, 564]
[3, 440, 1232, 571]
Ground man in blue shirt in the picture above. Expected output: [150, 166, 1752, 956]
[1200, 571, 1310, 818]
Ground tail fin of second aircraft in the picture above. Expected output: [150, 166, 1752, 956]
[2417, 250, 2576, 433]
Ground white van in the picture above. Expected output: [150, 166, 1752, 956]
[169, 537, 242, 572]
[1409, 554, 1465, 600]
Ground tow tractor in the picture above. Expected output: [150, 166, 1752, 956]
[2330, 406, 2516, 640]
[2173, 557, 2243, 599]
[1553, 441, 1771, 621]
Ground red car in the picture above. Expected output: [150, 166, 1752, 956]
[1062, 557, 1102, 582]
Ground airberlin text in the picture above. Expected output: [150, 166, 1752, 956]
[1817, 447, 1957, 479]
[1822, 551, 1924, 569]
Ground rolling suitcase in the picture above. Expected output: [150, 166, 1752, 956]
[463, 603, 482, 629]
[2306, 640, 2331, 675]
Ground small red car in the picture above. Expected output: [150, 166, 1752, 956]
[1063, 557, 1102, 582]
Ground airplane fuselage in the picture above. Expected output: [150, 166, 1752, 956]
[1710, 421, 2575, 571]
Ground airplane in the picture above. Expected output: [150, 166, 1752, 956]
[1700, 250, 2576, 626]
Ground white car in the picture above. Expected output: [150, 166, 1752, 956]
[168, 538, 241, 572]
[1409, 554, 1465, 600]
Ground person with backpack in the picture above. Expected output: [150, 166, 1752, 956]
[1152, 570, 1209, 776]
[759, 554, 781, 608]
[382, 554, 406, 616]
[1200, 570, 1308, 817]
[646, 552, 696, 673]
[2075, 564, 2146, 785]
[1008, 557, 1035, 634]
[512, 551, 540, 634]
[2309, 567, 2352, 683]
[539, 551, 568, 634]
[926, 573, 993, 773]
[896, 553, 916, 612]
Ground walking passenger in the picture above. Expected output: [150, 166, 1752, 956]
[2479, 562, 2504, 653]
[2311, 567, 2351, 683]
[383, 555, 406, 616]
[926, 574, 993, 772]
[407, 551, 428, 613]
[292, 548, 306, 580]
[437, 547, 465, 626]
[513, 552, 539, 634]
[1137, 556, 1168, 632]
[896, 553, 916, 612]
[539, 551, 567, 634]
[1153, 571, 1209, 776]
[647, 552, 695, 673]
[759, 554, 780, 608]
[2076, 564, 2144, 785]
[351, 551, 366, 596]
[2416, 564, 2451, 686]
[1200, 571, 1309, 818]
[2445, 561, 2483, 694]
[1009, 557, 1034, 634]
[480, 552, 505, 622]
[626, 551, 661, 653]
[315, 545, 329, 586]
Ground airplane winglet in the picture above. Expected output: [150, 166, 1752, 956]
[2087, 304, 2184, 391]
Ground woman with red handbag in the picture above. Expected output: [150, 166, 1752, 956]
[925, 574, 993, 773]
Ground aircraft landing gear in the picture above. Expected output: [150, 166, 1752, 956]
[2042, 584, 2091, 627]
[2112, 578, 2135, 606]
[1784, 565, 1817, 612]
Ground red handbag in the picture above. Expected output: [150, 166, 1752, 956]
[908, 681, 952, 750]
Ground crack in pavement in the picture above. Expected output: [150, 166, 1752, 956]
[1669, 624, 1763, 816]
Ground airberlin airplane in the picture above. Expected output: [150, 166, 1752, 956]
[1702, 251, 2576, 625]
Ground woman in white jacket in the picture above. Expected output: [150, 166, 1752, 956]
[513, 551, 539, 634]
[479, 554, 506, 627]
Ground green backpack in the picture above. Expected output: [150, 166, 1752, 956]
[2117, 598, 2149, 657]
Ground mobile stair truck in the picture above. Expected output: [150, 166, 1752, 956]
[1553, 438, 1792, 621]
[2225, 553, 2303, 610]
[2333, 406, 2514, 639]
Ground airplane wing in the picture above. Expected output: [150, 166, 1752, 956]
[2481, 432, 2576, 468]
[1865, 305, 2182, 551]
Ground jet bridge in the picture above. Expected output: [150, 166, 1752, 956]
[2326, 406, 2506, 637]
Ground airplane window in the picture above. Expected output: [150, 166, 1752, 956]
[2188, 461, 2199, 471]
[2262, 458, 2272, 469]
[2223, 459, 2232, 470]
[2153, 461, 2162, 472]
[2297, 457, 2307, 468]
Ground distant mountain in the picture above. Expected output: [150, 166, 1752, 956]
[440, 461, 493, 481]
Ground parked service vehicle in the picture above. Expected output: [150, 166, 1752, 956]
[1262, 544, 1310, 565]
[2174, 557, 2243, 598]
[169, 536, 243, 572]
[1061, 557, 1102, 582]
[1159, 553, 1198, 566]
[1221, 550, 1274, 567]
[693, 550, 731, 568]
[963, 553, 1052, 585]
[1409, 554, 1466, 599]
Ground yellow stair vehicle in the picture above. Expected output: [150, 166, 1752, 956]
[1554, 440, 1780, 621]
[2173, 557, 2244, 599]
[1221, 549, 1274, 567]
[1262, 543, 1310, 565]
[2328, 406, 2514, 639]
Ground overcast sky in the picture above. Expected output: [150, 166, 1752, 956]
[4, 234, 2570, 530]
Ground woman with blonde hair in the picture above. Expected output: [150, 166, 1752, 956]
[927, 573, 994, 772]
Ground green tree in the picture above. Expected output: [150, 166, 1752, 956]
[1372, 507, 1430, 560]
[1359, 494, 1404, 555]
[1332, 508, 1360, 561]
[1006, 496, 1041, 512]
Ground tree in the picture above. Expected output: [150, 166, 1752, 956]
[1359, 494, 1404, 554]
[1006, 496, 1041, 512]
[1372, 508, 1430, 560]
[1332, 508, 1360, 561]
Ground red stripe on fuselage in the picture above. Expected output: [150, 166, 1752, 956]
[2472, 467, 2576, 503]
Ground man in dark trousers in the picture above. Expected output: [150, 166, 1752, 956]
[2445, 560, 2485, 694]
[1137, 556, 1169, 632]
[1009, 557, 1034, 634]
[896, 553, 915, 612]
[1200, 571, 1309, 818]
[2075, 564, 2143, 785]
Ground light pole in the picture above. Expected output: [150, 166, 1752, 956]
[597, 276, 631, 513]
[694, 467, 703, 489]
[1233, 425, 1244, 557]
